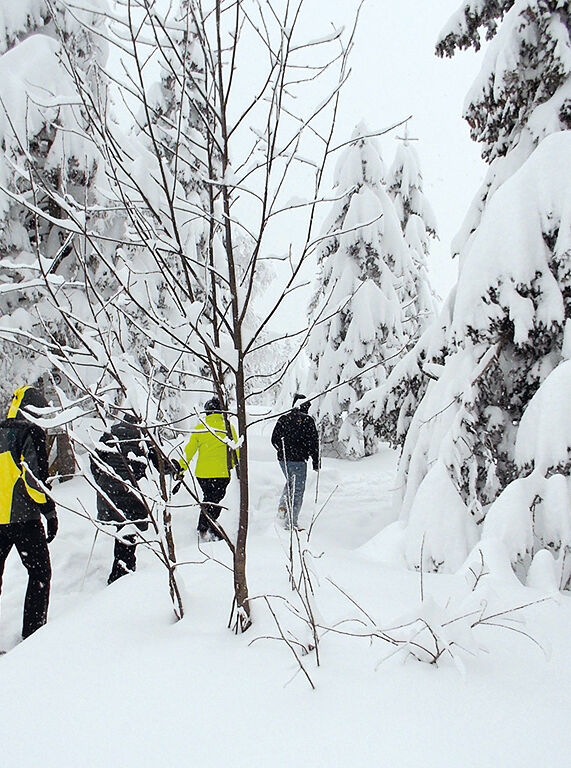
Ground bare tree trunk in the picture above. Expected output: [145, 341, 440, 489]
[55, 430, 76, 480]
[213, 0, 253, 631]
[41, 374, 76, 480]
[233, 361, 251, 631]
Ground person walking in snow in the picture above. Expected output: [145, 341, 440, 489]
[178, 397, 239, 542]
[0, 386, 58, 639]
[90, 414, 152, 584]
[271, 394, 319, 530]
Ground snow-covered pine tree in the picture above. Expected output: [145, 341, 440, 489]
[305, 124, 414, 458]
[349, 129, 440, 451]
[483, 355, 571, 588]
[438, 0, 571, 255]
[0, 0, 113, 404]
[380, 0, 571, 577]
[386, 128, 438, 332]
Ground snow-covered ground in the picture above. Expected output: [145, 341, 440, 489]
[1, 420, 570, 768]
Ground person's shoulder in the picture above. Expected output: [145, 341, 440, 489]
[97, 431, 116, 451]
[24, 422, 47, 440]
[1, 417, 25, 432]
[112, 421, 139, 439]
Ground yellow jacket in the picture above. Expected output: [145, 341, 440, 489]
[180, 413, 239, 479]
[0, 386, 54, 524]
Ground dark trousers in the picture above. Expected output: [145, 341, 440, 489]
[197, 477, 230, 534]
[0, 520, 51, 638]
[108, 529, 137, 585]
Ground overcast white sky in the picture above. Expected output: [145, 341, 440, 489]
[301, 0, 486, 298]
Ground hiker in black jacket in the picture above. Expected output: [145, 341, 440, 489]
[90, 415, 153, 584]
[271, 394, 319, 529]
[0, 386, 58, 639]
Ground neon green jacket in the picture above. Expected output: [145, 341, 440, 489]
[180, 413, 239, 479]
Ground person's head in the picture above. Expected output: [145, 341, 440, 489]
[204, 397, 222, 415]
[7, 386, 49, 420]
[291, 393, 311, 413]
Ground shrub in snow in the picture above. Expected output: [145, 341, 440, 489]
[305, 125, 415, 458]
[325, 545, 549, 672]
[374, 0, 571, 578]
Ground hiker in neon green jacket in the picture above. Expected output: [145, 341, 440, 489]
[179, 398, 239, 540]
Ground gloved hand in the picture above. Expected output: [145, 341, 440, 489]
[312, 461, 319, 472]
[46, 516, 58, 543]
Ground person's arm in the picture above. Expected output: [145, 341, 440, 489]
[179, 431, 199, 474]
[90, 434, 117, 492]
[271, 418, 283, 452]
[231, 424, 239, 465]
[308, 417, 320, 470]
[21, 426, 56, 519]
[128, 447, 147, 482]
[146, 437, 181, 479]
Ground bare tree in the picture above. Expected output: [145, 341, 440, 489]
[1, 0, 413, 631]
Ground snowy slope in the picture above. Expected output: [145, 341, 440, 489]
[0, 421, 570, 768]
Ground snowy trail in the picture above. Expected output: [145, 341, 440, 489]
[0, 422, 398, 648]
[0, 425, 570, 768]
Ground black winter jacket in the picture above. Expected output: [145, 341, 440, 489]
[0, 387, 55, 525]
[90, 420, 149, 529]
[271, 409, 319, 468]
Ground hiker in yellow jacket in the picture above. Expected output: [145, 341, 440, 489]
[179, 397, 239, 541]
[0, 386, 57, 639]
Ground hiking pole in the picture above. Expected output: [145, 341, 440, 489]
[81, 528, 99, 591]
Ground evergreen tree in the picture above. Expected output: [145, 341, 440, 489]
[0, 0, 113, 403]
[381, 0, 571, 577]
[386, 129, 438, 333]
[439, 0, 571, 255]
[305, 124, 414, 458]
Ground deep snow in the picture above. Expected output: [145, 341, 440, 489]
[0, 419, 570, 768]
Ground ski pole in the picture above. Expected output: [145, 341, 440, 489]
[314, 424, 321, 504]
[81, 528, 99, 591]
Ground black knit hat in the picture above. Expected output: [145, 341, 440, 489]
[204, 397, 222, 414]
[292, 393, 311, 412]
